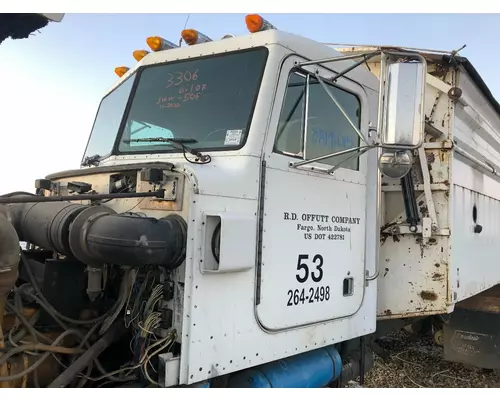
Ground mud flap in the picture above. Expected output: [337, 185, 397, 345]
[443, 306, 500, 370]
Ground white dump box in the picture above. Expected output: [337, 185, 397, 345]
[336, 46, 500, 319]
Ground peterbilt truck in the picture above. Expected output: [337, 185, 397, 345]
[0, 14, 499, 388]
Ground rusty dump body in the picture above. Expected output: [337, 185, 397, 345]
[334, 45, 500, 370]
[335, 45, 500, 322]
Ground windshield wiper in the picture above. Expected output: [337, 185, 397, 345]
[81, 154, 101, 167]
[123, 137, 211, 164]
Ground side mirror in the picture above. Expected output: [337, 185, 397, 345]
[377, 52, 426, 150]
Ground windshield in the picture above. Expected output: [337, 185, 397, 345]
[117, 48, 268, 154]
[82, 76, 134, 163]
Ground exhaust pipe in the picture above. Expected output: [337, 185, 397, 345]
[0, 207, 20, 328]
[0, 207, 20, 297]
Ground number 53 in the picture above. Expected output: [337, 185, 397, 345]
[296, 254, 324, 283]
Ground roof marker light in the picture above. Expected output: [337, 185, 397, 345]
[245, 14, 276, 33]
[181, 29, 212, 46]
[133, 50, 150, 62]
[114, 67, 129, 77]
[146, 36, 178, 52]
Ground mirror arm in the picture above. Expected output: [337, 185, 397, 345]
[314, 72, 368, 145]
[329, 51, 381, 83]
[289, 144, 376, 168]
[297, 50, 381, 67]
[302, 74, 311, 159]
[326, 146, 373, 175]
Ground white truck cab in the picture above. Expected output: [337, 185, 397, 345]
[71, 16, 426, 386]
[1, 15, 443, 388]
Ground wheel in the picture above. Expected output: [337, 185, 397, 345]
[434, 329, 444, 346]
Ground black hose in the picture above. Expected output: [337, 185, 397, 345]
[0, 329, 82, 383]
[22, 290, 73, 332]
[21, 252, 113, 325]
[19, 267, 131, 384]
[10, 291, 125, 385]
[11, 310, 40, 344]
[0, 190, 165, 204]
[4, 301, 51, 344]
[48, 320, 128, 388]
[0, 191, 37, 198]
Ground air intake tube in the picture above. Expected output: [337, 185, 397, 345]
[7, 201, 187, 269]
[68, 206, 187, 268]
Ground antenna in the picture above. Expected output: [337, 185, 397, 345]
[178, 13, 191, 46]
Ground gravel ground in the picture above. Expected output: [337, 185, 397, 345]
[362, 329, 500, 388]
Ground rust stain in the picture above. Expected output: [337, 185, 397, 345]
[140, 198, 181, 211]
[435, 263, 440, 268]
[420, 290, 438, 301]
[427, 152, 436, 163]
[432, 272, 443, 281]
[383, 309, 392, 316]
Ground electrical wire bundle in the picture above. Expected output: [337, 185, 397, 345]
[123, 268, 171, 386]
[0, 249, 176, 388]
[0, 252, 133, 388]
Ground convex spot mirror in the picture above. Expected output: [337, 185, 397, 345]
[377, 52, 426, 150]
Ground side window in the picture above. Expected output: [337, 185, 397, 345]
[274, 71, 362, 171]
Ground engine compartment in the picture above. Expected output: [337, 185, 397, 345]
[0, 164, 191, 388]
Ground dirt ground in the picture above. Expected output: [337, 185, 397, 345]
[360, 329, 500, 388]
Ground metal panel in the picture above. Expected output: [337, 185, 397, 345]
[180, 191, 377, 386]
[376, 67, 454, 318]
[451, 182, 500, 300]
[450, 67, 500, 303]
[178, 43, 380, 386]
[257, 165, 367, 330]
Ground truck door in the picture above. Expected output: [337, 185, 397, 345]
[256, 56, 370, 331]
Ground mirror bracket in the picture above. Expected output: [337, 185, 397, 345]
[289, 144, 376, 169]
[287, 50, 428, 177]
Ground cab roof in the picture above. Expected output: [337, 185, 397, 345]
[108, 29, 381, 95]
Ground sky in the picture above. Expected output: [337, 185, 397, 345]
[1, 13, 500, 194]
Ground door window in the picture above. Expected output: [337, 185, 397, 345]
[274, 71, 362, 171]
